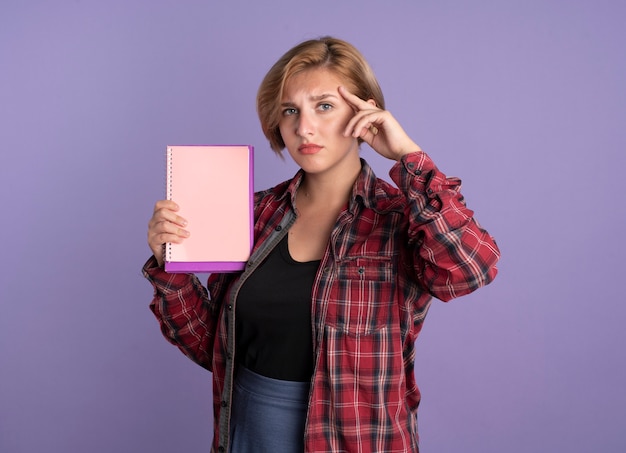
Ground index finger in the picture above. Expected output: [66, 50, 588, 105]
[154, 199, 180, 213]
[152, 199, 187, 227]
[338, 86, 371, 111]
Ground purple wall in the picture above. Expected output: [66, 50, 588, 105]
[1, 1, 624, 452]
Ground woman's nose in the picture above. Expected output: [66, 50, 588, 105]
[296, 110, 315, 137]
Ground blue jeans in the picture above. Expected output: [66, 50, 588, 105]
[229, 366, 309, 453]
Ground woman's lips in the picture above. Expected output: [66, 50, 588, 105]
[298, 144, 323, 154]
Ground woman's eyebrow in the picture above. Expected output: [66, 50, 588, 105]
[310, 93, 338, 101]
[281, 93, 339, 106]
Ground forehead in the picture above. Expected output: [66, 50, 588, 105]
[282, 68, 347, 100]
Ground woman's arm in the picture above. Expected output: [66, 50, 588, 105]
[340, 86, 499, 300]
[390, 151, 500, 301]
[143, 199, 218, 370]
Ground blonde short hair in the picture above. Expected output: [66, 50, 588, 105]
[256, 36, 385, 155]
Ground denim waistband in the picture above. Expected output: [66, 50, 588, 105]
[235, 366, 310, 403]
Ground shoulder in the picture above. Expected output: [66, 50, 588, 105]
[252, 178, 296, 221]
[371, 177, 406, 212]
[254, 178, 291, 206]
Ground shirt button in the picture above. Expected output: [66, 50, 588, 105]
[228, 304, 233, 311]
[218, 447, 225, 452]
[275, 225, 282, 231]
[221, 400, 228, 407]
[358, 267, 365, 275]
[407, 162, 415, 169]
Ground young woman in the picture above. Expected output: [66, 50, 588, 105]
[144, 36, 500, 453]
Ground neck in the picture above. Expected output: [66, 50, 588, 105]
[298, 163, 361, 208]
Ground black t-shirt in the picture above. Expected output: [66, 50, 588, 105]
[235, 234, 320, 382]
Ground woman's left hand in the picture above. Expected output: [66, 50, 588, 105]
[339, 86, 422, 161]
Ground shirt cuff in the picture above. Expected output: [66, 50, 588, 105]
[390, 151, 435, 192]
[142, 255, 194, 294]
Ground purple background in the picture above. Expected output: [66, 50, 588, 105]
[1, 1, 624, 452]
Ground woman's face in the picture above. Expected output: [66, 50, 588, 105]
[278, 67, 361, 177]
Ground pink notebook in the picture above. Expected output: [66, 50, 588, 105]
[164, 145, 254, 273]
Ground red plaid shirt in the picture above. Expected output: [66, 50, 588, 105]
[143, 151, 500, 452]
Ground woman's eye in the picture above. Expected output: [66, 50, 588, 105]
[318, 103, 333, 111]
[282, 108, 298, 116]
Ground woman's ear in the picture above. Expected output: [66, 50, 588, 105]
[367, 98, 377, 107]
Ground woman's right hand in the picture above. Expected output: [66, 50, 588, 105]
[147, 200, 190, 267]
